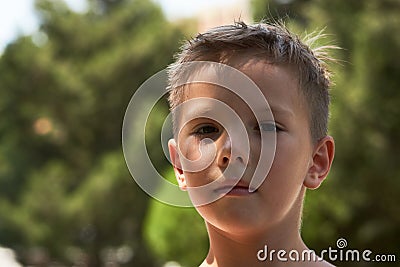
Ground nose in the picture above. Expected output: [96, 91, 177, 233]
[217, 132, 247, 168]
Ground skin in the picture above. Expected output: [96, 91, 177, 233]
[168, 59, 335, 267]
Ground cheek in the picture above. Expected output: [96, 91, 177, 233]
[183, 172, 203, 187]
[183, 167, 223, 207]
[180, 137, 202, 161]
[273, 140, 308, 180]
[274, 131, 312, 177]
[179, 138, 221, 188]
[258, 136, 311, 212]
[179, 137, 218, 173]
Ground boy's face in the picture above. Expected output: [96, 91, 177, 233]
[169, 59, 328, 233]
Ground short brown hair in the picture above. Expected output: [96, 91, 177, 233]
[167, 21, 336, 142]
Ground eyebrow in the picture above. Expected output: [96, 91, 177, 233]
[182, 104, 216, 119]
[180, 102, 294, 122]
[256, 105, 294, 119]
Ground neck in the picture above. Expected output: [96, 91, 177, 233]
[203, 224, 306, 267]
[200, 187, 312, 267]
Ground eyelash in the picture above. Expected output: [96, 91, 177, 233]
[193, 122, 282, 136]
[256, 122, 283, 132]
[193, 125, 219, 136]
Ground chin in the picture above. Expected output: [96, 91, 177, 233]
[197, 200, 271, 235]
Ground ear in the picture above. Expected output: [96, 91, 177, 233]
[304, 136, 335, 190]
[168, 139, 187, 191]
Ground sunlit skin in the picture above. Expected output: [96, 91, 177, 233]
[168, 58, 335, 267]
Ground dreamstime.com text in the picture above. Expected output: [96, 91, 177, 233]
[257, 238, 397, 263]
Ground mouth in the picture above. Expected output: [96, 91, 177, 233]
[214, 181, 257, 197]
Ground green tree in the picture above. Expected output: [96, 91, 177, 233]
[143, 169, 209, 267]
[0, 0, 191, 265]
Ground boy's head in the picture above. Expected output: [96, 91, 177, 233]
[166, 21, 335, 231]
[168, 21, 333, 143]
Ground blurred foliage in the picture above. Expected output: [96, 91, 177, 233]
[144, 171, 208, 267]
[1, 0, 399, 266]
[0, 0, 193, 265]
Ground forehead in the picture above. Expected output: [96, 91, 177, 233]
[180, 60, 302, 119]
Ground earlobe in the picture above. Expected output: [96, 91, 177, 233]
[168, 139, 187, 191]
[304, 136, 335, 190]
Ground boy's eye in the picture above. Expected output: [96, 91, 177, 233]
[255, 122, 282, 132]
[195, 125, 219, 135]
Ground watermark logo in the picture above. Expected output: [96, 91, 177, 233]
[257, 238, 397, 263]
[336, 238, 347, 249]
[122, 61, 277, 207]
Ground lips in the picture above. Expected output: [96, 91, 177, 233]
[214, 180, 257, 196]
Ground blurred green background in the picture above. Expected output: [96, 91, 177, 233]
[0, 0, 399, 266]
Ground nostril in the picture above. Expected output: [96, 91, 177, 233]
[222, 156, 229, 165]
[237, 156, 244, 163]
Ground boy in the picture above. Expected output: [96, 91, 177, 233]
[167, 21, 335, 267]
